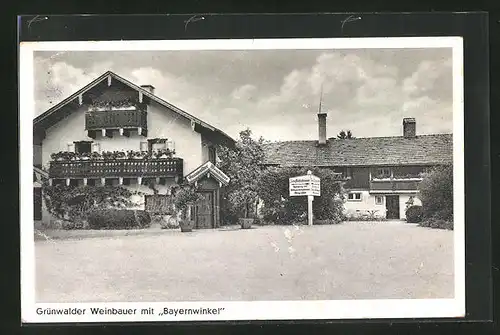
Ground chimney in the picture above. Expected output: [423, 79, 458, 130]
[403, 118, 416, 138]
[318, 111, 327, 145]
[140, 85, 155, 94]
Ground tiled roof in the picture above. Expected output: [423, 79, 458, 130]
[261, 134, 453, 167]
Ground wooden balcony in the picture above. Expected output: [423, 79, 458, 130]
[85, 109, 147, 137]
[369, 179, 421, 193]
[49, 158, 183, 180]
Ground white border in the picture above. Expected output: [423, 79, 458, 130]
[20, 37, 465, 323]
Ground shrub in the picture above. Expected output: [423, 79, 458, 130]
[405, 205, 423, 223]
[88, 209, 151, 230]
[418, 165, 453, 222]
[42, 184, 134, 223]
[419, 218, 453, 230]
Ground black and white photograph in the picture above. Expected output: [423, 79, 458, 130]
[20, 37, 465, 322]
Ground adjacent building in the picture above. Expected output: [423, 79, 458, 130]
[261, 112, 453, 220]
[33, 70, 453, 227]
[33, 71, 233, 228]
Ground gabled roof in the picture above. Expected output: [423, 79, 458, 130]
[185, 161, 230, 186]
[33, 71, 234, 144]
[262, 134, 453, 167]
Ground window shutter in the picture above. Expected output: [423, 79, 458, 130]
[92, 143, 100, 153]
[140, 141, 148, 152]
[67, 143, 75, 152]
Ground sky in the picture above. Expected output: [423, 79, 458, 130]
[33, 48, 454, 141]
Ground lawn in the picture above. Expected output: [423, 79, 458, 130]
[35, 222, 454, 302]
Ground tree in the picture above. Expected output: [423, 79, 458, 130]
[337, 130, 354, 139]
[217, 128, 265, 219]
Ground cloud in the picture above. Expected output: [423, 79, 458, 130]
[33, 49, 454, 141]
[34, 59, 113, 113]
[230, 84, 257, 101]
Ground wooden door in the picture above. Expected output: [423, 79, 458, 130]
[385, 195, 400, 219]
[196, 191, 214, 229]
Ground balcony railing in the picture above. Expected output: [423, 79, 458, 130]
[85, 109, 148, 131]
[49, 158, 183, 179]
[369, 179, 420, 192]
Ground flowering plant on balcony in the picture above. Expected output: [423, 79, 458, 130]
[51, 151, 78, 161]
[90, 152, 102, 160]
[127, 150, 149, 159]
[88, 98, 138, 111]
[153, 148, 176, 159]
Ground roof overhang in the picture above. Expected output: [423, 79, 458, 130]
[185, 161, 230, 187]
[33, 71, 234, 144]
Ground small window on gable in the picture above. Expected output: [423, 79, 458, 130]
[347, 192, 362, 201]
[375, 195, 384, 205]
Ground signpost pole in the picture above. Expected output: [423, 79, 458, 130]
[307, 195, 313, 226]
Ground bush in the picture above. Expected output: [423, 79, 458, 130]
[257, 167, 345, 225]
[405, 205, 423, 223]
[418, 165, 453, 221]
[419, 218, 453, 230]
[88, 209, 151, 230]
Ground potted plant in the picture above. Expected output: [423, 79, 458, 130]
[229, 187, 259, 229]
[172, 185, 203, 233]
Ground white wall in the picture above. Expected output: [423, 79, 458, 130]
[343, 190, 387, 219]
[41, 101, 203, 175]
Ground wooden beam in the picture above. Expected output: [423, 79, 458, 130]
[138, 127, 142, 136]
[139, 91, 143, 103]
[137, 177, 142, 185]
[66, 178, 71, 186]
[119, 128, 124, 136]
[101, 129, 106, 137]
[101, 178, 106, 186]
[78, 94, 83, 105]
[191, 120, 196, 131]
[107, 75, 112, 86]
[119, 177, 123, 185]
[83, 178, 88, 186]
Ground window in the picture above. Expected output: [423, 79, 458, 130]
[374, 167, 391, 179]
[375, 195, 384, 205]
[152, 142, 167, 151]
[208, 146, 216, 164]
[74, 141, 92, 154]
[347, 192, 362, 201]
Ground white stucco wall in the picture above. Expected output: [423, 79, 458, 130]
[343, 190, 387, 219]
[41, 101, 203, 175]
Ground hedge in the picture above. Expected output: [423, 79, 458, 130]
[88, 209, 151, 230]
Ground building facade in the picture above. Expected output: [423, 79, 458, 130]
[33, 71, 233, 228]
[261, 113, 453, 220]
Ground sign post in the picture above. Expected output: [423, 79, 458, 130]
[289, 170, 321, 226]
